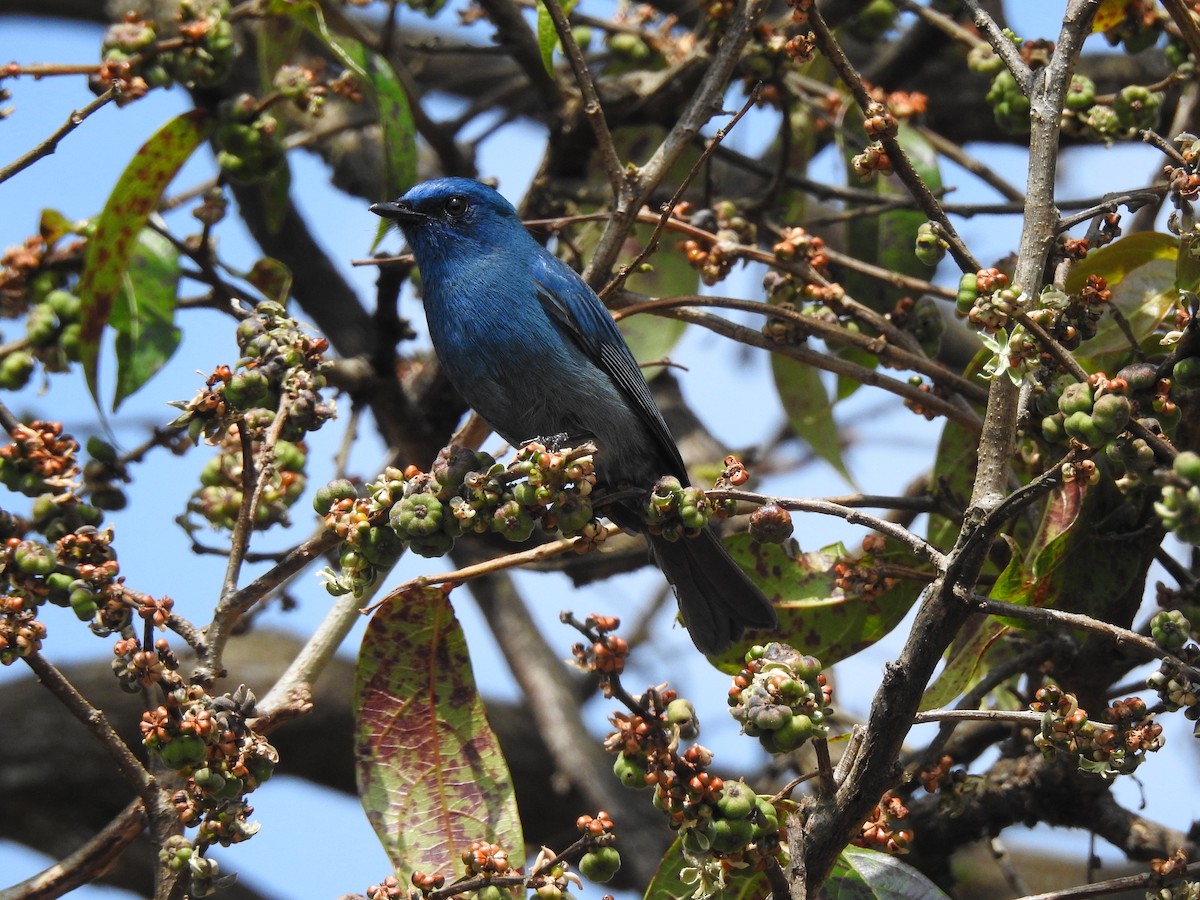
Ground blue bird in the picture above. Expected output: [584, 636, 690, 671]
[371, 178, 777, 653]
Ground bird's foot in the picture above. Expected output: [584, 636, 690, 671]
[523, 432, 572, 452]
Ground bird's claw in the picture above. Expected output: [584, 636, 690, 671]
[524, 432, 572, 452]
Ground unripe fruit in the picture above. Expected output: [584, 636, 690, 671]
[770, 713, 814, 752]
[612, 752, 649, 788]
[1091, 393, 1131, 436]
[158, 733, 209, 769]
[716, 780, 755, 819]
[0, 351, 35, 390]
[578, 847, 621, 883]
[708, 816, 755, 853]
[224, 369, 271, 408]
[1058, 381, 1094, 416]
[1173, 356, 1200, 390]
[666, 698, 697, 727]
[1174, 451, 1200, 484]
[1063, 411, 1105, 447]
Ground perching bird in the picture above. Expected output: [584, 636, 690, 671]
[371, 178, 777, 653]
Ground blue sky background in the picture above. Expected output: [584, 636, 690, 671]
[1, 4, 1196, 898]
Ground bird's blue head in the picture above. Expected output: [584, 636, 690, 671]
[370, 178, 528, 265]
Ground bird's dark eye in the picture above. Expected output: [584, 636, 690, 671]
[444, 195, 469, 218]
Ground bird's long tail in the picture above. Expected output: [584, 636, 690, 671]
[649, 529, 777, 655]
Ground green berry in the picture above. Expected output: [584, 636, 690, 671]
[313, 478, 358, 514]
[44, 289, 81, 322]
[158, 733, 209, 769]
[1064, 75, 1096, 111]
[1174, 451, 1200, 484]
[1062, 411, 1106, 448]
[770, 713, 814, 752]
[491, 500, 535, 542]
[578, 847, 621, 883]
[1057, 380, 1094, 416]
[1090, 393, 1131, 436]
[25, 304, 61, 347]
[956, 273, 978, 315]
[1150, 609, 1191, 653]
[359, 525, 405, 568]
[1173, 356, 1200, 390]
[70, 587, 98, 621]
[224, 369, 271, 408]
[612, 752, 649, 789]
[14, 540, 56, 575]
[390, 493, 444, 538]
[0, 351, 35, 390]
[716, 780, 756, 819]
[708, 816, 755, 854]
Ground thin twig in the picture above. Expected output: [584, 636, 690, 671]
[191, 526, 342, 685]
[612, 292, 988, 404]
[539, 0, 624, 199]
[0, 800, 146, 900]
[912, 708, 1044, 726]
[625, 298, 983, 430]
[1161, 0, 1200, 64]
[377, 523, 623, 596]
[1013, 861, 1200, 900]
[256, 572, 391, 724]
[710, 489, 946, 570]
[893, 0, 985, 48]
[959, 0, 1033, 92]
[22, 654, 159, 803]
[808, 6, 980, 273]
[917, 126, 1025, 203]
[603, 85, 762, 299]
[975, 596, 1197, 676]
[0, 89, 115, 187]
[585, 0, 772, 281]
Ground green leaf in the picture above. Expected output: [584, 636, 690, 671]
[844, 123, 942, 313]
[837, 123, 943, 399]
[826, 846, 951, 900]
[535, 0, 580, 73]
[716, 536, 924, 672]
[926, 415, 980, 552]
[355, 585, 524, 877]
[918, 615, 1010, 712]
[771, 353, 850, 481]
[643, 835, 769, 900]
[616, 223, 698, 379]
[277, 0, 415, 198]
[110, 229, 182, 409]
[77, 110, 210, 406]
[1065, 232, 1179, 370]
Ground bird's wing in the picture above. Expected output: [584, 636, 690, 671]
[532, 255, 687, 478]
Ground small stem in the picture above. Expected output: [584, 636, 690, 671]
[976, 596, 1198, 677]
[958, 0, 1033, 91]
[0, 800, 147, 900]
[23, 654, 160, 805]
[709, 488, 946, 570]
[808, 6, 980, 273]
[539, 0, 625, 200]
[0, 89, 115, 187]
[603, 85, 762, 299]
[257, 573, 391, 724]
[378, 523, 623, 598]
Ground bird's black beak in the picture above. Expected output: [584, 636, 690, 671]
[370, 200, 427, 223]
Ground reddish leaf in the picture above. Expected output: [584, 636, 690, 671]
[77, 110, 210, 405]
[355, 585, 523, 877]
